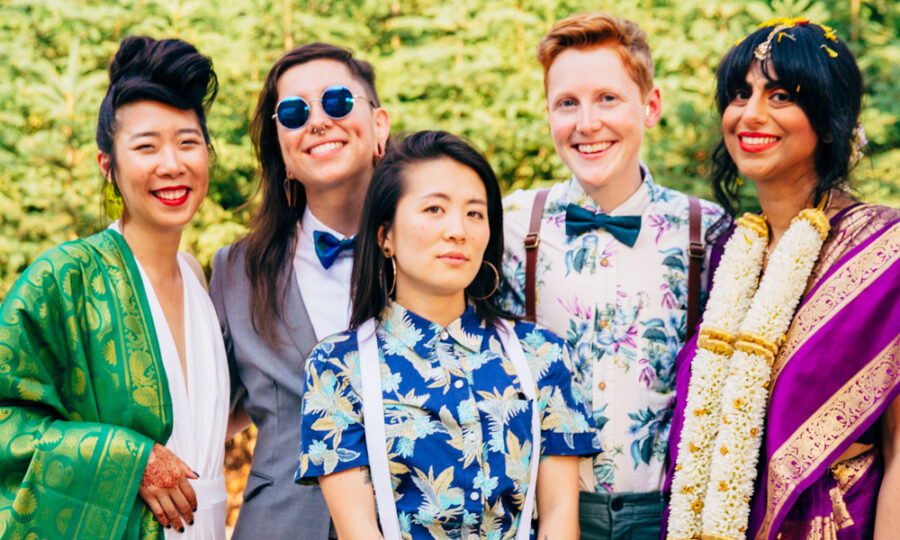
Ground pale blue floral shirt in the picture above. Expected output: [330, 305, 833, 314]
[296, 302, 600, 539]
[501, 167, 725, 494]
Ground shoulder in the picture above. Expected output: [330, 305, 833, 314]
[307, 329, 359, 367]
[506, 319, 566, 348]
[648, 181, 726, 237]
[502, 182, 567, 248]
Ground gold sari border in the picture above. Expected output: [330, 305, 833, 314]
[757, 333, 900, 540]
[772, 220, 900, 382]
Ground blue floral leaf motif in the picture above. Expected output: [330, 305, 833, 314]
[660, 246, 685, 271]
[336, 448, 360, 462]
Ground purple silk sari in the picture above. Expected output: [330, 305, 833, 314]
[664, 204, 900, 539]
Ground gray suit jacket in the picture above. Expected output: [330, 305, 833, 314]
[210, 244, 333, 539]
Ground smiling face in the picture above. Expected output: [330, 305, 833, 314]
[381, 157, 490, 309]
[275, 59, 390, 197]
[722, 62, 819, 188]
[100, 100, 208, 233]
[546, 45, 660, 208]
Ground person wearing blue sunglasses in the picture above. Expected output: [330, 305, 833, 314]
[209, 42, 390, 540]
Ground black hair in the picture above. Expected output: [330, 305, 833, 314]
[238, 42, 382, 345]
[349, 130, 507, 329]
[96, 36, 218, 191]
[711, 22, 863, 218]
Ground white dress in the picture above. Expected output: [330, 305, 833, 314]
[114, 224, 229, 539]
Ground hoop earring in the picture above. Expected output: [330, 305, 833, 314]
[380, 255, 397, 297]
[469, 261, 499, 300]
[284, 177, 301, 207]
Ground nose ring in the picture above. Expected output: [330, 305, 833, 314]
[310, 126, 323, 135]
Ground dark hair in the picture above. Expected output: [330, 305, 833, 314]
[96, 36, 217, 191]
[349, 131, 507, 329]
[711, 22, 863, 217]
[236, 42, 382, 345]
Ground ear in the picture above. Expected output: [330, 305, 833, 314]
[644, 87, 662, 129]
[98, 151, 112, 182]
[377, 224, 390, 253]
[373, 107, 391, 154]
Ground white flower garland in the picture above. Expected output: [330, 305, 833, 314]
[667, 209, 829, 540]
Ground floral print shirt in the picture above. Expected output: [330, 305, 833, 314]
[501, 168, 725, 494]
[296, 302, 600, 539]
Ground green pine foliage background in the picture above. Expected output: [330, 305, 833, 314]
[2, 0, 899, 298]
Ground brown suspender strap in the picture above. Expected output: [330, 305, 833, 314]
[524, 188, 550, 322]
[686, 196, 703, 341]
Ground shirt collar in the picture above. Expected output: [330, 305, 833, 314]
[300, 207, 347, 242]
[566, 162, 655, 216]
[378, 301, 486, 358]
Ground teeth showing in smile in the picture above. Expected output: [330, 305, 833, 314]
[577, 142, 612, 153]
[740, 136, 779, 145]
[155, 188, 187, 200]
[309, 141, 344, 155]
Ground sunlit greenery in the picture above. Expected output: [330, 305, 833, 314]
[2, 0, 898, 297]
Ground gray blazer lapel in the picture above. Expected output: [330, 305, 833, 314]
[280, 266, 318, 359]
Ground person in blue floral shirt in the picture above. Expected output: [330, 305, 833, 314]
[500, 13, 725, 540]
[296, 131, 600, 539]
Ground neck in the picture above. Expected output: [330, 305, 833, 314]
[120, 218, 182, 281]
[304, 175, 370, 237]
[755, 171, 819, 248]
[394, 289, 467, 328]
[578, 164, 643, 214]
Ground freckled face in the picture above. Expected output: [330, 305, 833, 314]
[722, 62, 819, 187]
[546, 45, 660, 196]
[381, 158, 490, 306]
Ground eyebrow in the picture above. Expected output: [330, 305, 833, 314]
[420, 192, 487, 205]
[128, 128, 203, 141]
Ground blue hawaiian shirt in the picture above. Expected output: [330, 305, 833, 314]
[296, 301, 600, 539]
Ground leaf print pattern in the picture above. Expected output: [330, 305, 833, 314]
[297, 302, 600, 538]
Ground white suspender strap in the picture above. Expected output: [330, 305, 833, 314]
[359, 318, 540, 540]
[497, 320, 541, 540]
[358, 319, 402, 540]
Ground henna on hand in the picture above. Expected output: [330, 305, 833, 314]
[141, 444, 180, 490]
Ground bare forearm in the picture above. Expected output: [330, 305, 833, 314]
[536, 455, 580, 540]
[874, 459, 900, 539]
[319, 466, 382, 539]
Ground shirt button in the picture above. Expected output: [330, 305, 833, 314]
[610, 497, 624, 511]
[440, 331, 449, 340]
[597, 382, 606, 390]
[454, 380, 464, 389]
[469, 491, 479, 501]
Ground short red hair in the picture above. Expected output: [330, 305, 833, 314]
[537, 12, 654, 97]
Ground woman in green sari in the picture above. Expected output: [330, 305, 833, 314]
[0, 36, 227, 539]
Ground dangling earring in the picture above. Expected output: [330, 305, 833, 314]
[283, 177, 301, 208]
[380, 249, 397, 297]
[103, 180, 123, 221]
[469, 261, 500, 300]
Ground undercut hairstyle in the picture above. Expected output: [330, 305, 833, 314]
[349, 131, 508, 329]
[238, 42, 381, 345]
[711, 23, 863, 217]
[537, 12, 654, 97]
[96, 36, 218, 190]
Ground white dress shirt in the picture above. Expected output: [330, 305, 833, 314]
[293, 208, 354, 341]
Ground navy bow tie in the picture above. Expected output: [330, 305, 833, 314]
[565, 204, 642, 247]
[313, 231, 356, 269]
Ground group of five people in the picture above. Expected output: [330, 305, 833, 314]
[1, 10, 897, 540]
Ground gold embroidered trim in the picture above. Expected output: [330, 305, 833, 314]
[756, 334, 900, 540]
[773, 220, 900, 382]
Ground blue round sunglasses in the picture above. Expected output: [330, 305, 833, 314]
[272, 85, 376, 130]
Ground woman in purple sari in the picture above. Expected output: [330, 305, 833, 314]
[664, 19, 900, 540]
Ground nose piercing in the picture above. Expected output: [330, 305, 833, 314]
[310, 126, 322, 135]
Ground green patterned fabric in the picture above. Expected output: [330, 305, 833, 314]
[0, 229, 172, 540]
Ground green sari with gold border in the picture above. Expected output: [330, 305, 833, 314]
[0, 229, 172, 539]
